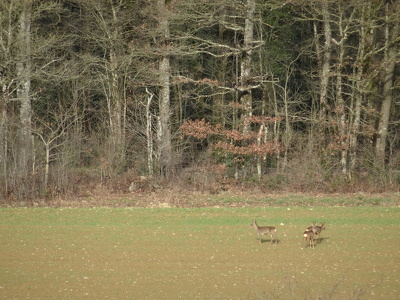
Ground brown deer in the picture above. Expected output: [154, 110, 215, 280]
[251, 219, 276, 244]
[303, 230, 316, 248]
[308, 221, 325, 243]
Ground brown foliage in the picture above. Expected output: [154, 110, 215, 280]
[181, 118, 282, 158]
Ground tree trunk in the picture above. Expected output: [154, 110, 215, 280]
[240, 0, 255, 134]
[0, 76, 9, 195]
[16, 0, 33, 197]
[157, 0, 172, 176]
[375, 3, 399, 170]
[108, 48, 125, 170]
[107, 3, 125, 172]
[349, 3, 372, 175]
[213, 22, 227, 126]
[145, 88, 154, 176]
[256, 124, 264, 179]
[0, 2, 14, 197]
[45, 144, 50, 188]
[319, 0, 332, 127]
[282, 65, 292, 171]
[334, 7, 351, 177]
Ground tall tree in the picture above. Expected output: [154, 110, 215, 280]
[319, 0, 332, 130]
[240, 0, 256, 134]
[16, 0, 33, 198]
[157, 0, 172, 176]
[375, 1, 399, 169]
[349, 1, 373, 176]
[0, 0, 15, 196]
[79, 0, 135, 173]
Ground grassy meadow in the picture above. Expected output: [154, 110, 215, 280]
[1, 206, 400, 299]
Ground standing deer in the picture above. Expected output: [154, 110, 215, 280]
[303, 230, 316, 248]
[310, 221, 325, 243]
[251, 219, 276, 244]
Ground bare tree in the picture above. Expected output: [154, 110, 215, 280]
[319, 0, 332, 128]
[145, 88, 155, 176]
[16, 0, 33, 197]
[375, 1, 399, 170]
[349, 2, 373, 176]
[80, 0, 134, 172]
[33, 105, 80, 188]
[157, 0, 172, 176]
[0, 0, 15, 197]
[240, 0, 256, 134]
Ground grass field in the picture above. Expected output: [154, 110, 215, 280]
[1, 206, 399, 299]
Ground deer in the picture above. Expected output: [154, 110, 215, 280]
[251, 219, 276, 244]
[308, 221, 325, 243]
[303, 230, 316, 248]
[306, 221, 325, 232]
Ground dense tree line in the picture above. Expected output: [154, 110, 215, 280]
[0, 0, 399, 201]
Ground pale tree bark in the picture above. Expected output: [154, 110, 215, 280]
[375, 2, 399, 170]
[16, 0, 33, 193]
[108, 49, 124, 168]
[109, 75, 126, 170]
[0, 75, 9, 195]
[333, 4, 353, 177]
[335, 37, 347, 176]
[157, 0, 172, 176]
[281, 63, 294, 172]
[319, 0, 332, 127]
[256, 124, 264, 178]
[0, 1, 14, 196]
[91, 1, 127, 172]
[233, 0, 255, 180]
[33, 112, 76, 188]
[240, 0, 255, 135]
[213, 21, 228, 126]
[145, 88, 154, 176]
[349, 2, 373, 175]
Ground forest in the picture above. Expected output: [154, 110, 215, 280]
[0, 0, 399, 202]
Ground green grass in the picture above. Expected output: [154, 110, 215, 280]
[1, 207, 400, 299]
